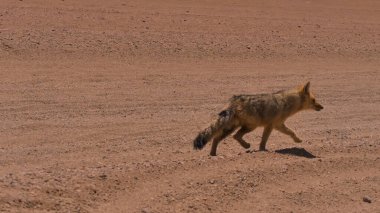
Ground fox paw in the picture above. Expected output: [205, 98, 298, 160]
[294, 138, 302, 143]
[242, 143, 251, 149]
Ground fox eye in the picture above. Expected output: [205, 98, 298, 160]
[312, 99, 316, 103]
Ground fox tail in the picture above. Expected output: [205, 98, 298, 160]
[193, 109, 236, 150]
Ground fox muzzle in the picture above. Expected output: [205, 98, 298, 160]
[315, 104, 324, 111]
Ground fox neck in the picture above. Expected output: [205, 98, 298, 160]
[282, 92, 304, 118]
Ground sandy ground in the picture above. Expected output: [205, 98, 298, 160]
[0, 0, 380, 212]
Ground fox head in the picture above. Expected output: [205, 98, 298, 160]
[300, 82, 324, 111]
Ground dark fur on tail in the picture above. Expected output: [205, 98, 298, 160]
[193, 133, 208, 150]
[193, 109, 234, 150]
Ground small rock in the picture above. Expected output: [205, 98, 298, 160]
[141, 208, 151, 213]
[363, 196, 372, 203]
[188, 205, 197, 210]
[209, 180, 215, 184]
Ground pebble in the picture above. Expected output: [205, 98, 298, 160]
[363, 196, 372, 203]
[141, 208, 151, 213]
[99, 174, 107, 180]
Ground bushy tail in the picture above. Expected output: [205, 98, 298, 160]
[193, 109, 235, 150]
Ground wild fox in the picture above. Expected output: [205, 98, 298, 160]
[193, 82, 323, 156]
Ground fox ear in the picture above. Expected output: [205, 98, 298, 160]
[302, 82, 310, 94]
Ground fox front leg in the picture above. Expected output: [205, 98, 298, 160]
[275, 123, 302, 143]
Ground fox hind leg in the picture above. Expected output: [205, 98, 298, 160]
[259, 125, 273, 151]
[233, 126, 256, 149]
[210, 127, 236, 156]
[275, 123, 302, 143]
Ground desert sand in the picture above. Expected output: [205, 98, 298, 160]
[0, 0, 379, 212]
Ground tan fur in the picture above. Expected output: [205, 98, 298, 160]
[193, 82, 323, 156]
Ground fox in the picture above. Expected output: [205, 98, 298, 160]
[193, 82, 323, 156]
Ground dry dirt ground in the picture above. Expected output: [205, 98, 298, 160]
[1, 0, 380, 212]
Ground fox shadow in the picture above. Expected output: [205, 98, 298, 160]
[275, 147, 317, 159]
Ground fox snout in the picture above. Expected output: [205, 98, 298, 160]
[314, 103, 324, 111]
